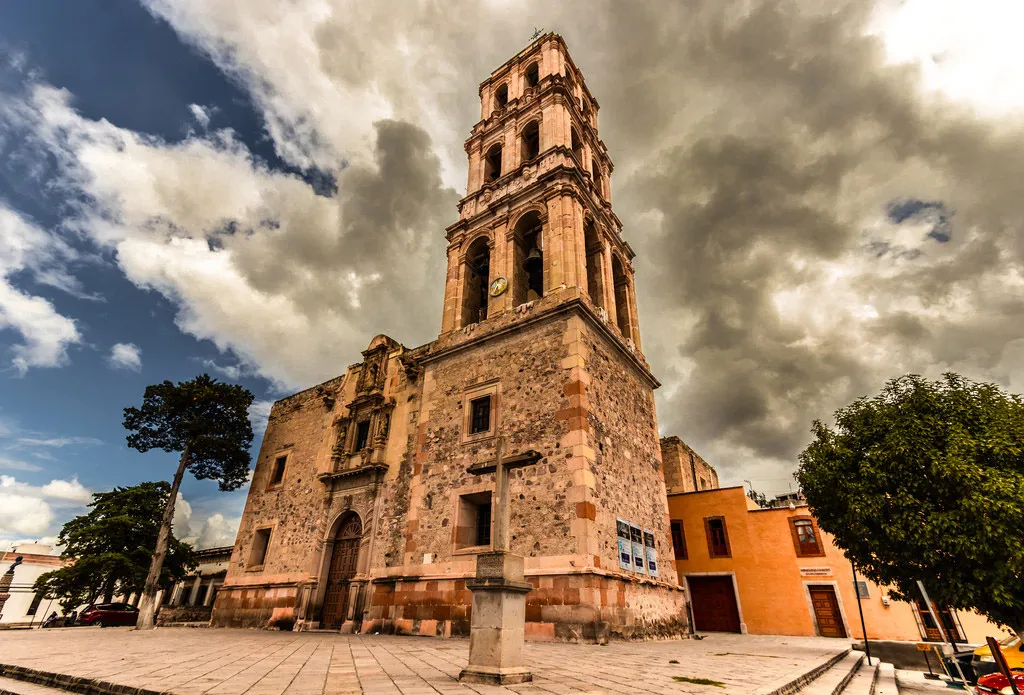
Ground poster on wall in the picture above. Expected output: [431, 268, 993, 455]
[616, 518, 632, 571]
[630, 522, 647, 574]
[643, 529, 659, 578]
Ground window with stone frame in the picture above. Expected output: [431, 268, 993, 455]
[248, 527, 272, 568]
[789, 517, 825, 557]
[355, 420, 371, 451]
[670, 520, 687, 560]
[267, 455, 287, 488]
[462, 381, 499, 442]
[455, 491, 493, 549]
[704, 516, 731, 558]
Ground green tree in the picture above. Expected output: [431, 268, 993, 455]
[124, 374, 254, 629]
[797, 373, 1024, 638]
[33, 482, 195, 612]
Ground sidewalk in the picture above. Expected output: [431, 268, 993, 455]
[0, 627, 848, 695]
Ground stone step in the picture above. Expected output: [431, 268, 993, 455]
[800, 651, 865, 695]
[0, 676, 67, 695]
[841, 659, 880, 695]
[873, 662, 898, 695]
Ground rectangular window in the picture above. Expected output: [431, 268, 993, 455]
[268, 456, 286, 487]
[25, 592, 43, 616]
[789, 517, 825, 557]
[455, 491, 493, 549]
[470, 396, 491, 435]
[670, 520, 687, 560]
[248, 528, 272, 568]
[355, 420, 371, 450]
[704, 516, 730, 558]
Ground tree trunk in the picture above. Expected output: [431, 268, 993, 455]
[136, 446, 189, 630]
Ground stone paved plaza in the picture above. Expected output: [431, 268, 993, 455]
[0, 628, 848, 695]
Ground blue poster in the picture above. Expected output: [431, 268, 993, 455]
[616, 518, 632, 570]
[630, 523, 646, 574]
[644, 529, 658, 578]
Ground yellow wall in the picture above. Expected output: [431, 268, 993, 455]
[668, 487, 1010, 642]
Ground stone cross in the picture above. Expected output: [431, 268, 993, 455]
[459, 436, 540, 685]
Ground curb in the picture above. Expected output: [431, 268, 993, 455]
[0, 665, 168, 695]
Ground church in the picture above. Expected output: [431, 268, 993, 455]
[211, 33, 694, 641]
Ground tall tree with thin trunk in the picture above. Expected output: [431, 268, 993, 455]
[124, 374, 254, 629]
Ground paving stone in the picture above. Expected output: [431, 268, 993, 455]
[0, 628, 846, 695]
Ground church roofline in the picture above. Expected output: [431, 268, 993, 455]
[419, 296, 659, 389]
[478, 32, 600, 110]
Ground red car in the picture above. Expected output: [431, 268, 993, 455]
[78, 603, 139, 627]
[975, 670, 1024, 695]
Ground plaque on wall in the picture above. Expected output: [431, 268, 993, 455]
[616, 518, 632, 571]
[643, 529, 659, 578]
[630, 522, 646, 574]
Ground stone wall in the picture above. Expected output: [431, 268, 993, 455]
[661, 436, 719, 494]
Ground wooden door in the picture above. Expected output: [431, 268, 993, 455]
[809, 586, 847, 638]
[321, 515, 362, 629]
[688, 576, 741, 633]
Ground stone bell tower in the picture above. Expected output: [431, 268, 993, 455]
[440, 34, 641, 350]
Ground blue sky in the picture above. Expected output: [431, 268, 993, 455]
[0, 1, 281, 548]
[2, 0, 1023, 549]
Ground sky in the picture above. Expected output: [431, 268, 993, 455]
[1, 0, 1024, 550]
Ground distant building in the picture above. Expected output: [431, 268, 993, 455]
[156, 546, 231, 625]
[660, 437, 719, 494]
[0, 545, 64, 626]
[666, 486, 1008, 642]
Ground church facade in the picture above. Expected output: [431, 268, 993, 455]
[211, 34, 691, 641]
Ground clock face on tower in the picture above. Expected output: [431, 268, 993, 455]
[489, 277, 508, 297]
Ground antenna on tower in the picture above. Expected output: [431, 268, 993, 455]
[531, 27, 544, 41]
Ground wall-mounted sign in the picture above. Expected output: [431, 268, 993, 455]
[799, 567, 832, 577]
[616, 518, 632, 571]
[630, 523, 646, 574]
[643, 529, 659, 578]
[489, 277, 509, 297]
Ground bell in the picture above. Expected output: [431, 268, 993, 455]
[525, 246, 543, 271]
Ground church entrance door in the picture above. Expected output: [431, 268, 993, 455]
[321, 514, 362, 629]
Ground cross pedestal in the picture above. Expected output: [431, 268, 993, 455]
[459, 438, 539, 686]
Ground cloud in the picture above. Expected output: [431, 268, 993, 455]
[107, 342, 142, 371]
[0, 206, 82, 374]
[172, 492, 239, 549]
[0, 474, 92, 538]
[2, 0, 1024, 495]
[0, 456, 42, 472]
[248, 399, 273, 437]
[15, 436, 103, 448]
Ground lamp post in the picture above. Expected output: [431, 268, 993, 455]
[850, 559, 872, 664]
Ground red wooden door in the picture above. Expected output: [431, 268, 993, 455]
[321, 516, 361, 629]
[688, 576, 741, 633]
[809, 586, 847, 638]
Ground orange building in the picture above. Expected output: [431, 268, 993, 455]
[667, 486, 1009, 643]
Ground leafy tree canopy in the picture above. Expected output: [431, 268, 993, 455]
[33, 482, 195, 611]
[123, 373, 254, 491]
[797, 373, 1024, 634]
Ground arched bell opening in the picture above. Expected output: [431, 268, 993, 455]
[462, 236, 491, 326]
[319, 512, 363, 630]
[484, 142, 503, 183]
[584, 218, 604, 309]
[524, 62, 540, 88]
[521, 121, 540, 163]
[612, 254, 632, 341]
[512, 211, 544, 306]
[494, 83, 508, 112]
[571, 127, 584, 164]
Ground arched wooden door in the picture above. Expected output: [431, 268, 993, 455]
[320, 514, 362, 629]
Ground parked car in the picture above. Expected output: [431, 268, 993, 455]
[78, 603, 139, 627]
[974, 669, 1024, 695]
[959, 637, 1024, 683]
